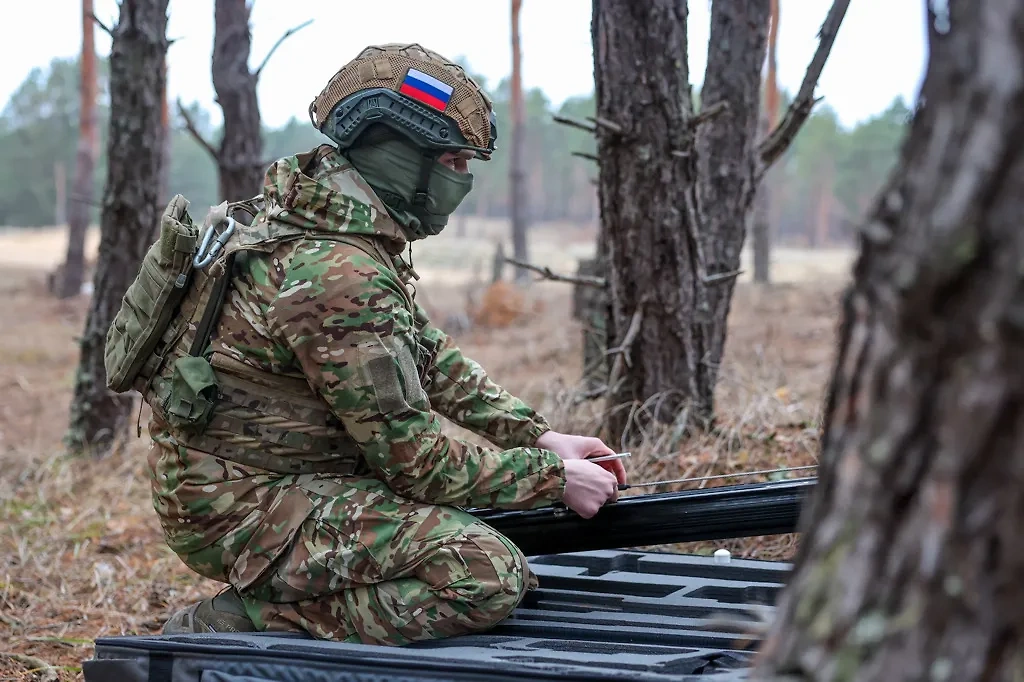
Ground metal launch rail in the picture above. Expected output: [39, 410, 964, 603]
[471, 477, 816, 556]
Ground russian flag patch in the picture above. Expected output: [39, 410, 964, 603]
[399, 68, 454, 111]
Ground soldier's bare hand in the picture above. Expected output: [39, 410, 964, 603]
[535, 431, 627, 484]
[561, 459, 619, 519]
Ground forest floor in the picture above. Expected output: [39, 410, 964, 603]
[0, 223, 853, 680]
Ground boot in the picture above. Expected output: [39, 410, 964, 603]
[162, 587, 258, 634]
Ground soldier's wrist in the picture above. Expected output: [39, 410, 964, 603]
[529, 424, 552, 447]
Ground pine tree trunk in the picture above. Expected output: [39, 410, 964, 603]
[573, 258, 608, 392]
[159, 61, 172, 209]
[594, 0, 768, 442]
[67, 0, 168, 454]
[594, 0, 696, 441]
[509, 0, 529, 283]
[54, 161, 67, 226]
[753, 0, 779, 285]
[756, 2, 1024, 678]
[213, 0, 263, 206]
[58, 0, 99, 300]
[752, 111, 772, 284]
[695, 0, 770, 412]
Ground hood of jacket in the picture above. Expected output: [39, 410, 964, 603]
[258, 144, 407, 253]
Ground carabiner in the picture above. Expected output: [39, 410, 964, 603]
[193, 217, 236, 269]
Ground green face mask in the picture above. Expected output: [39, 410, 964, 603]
[347, 138, 474, 240]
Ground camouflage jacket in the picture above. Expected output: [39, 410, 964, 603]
[156, 146, 566, 518]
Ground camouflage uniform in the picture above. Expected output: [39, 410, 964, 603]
[147, 145, 567, 644]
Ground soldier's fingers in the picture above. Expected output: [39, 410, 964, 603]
[595, 459, 627, 484]
[585, 437, 615, 456]
[611, 459, 627, 484]
[602, 468, 618, 503]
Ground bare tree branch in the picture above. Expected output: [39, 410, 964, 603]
[91, 12, 113, 37]
[587, 116, 624, 134]
[687, 101, 729, 128]
[573, 383, 608, 403]
[759, 0, 851, 169]
[552, 114, 596, 133]
[702, 269, 744, 284]
[0, 652, 56, 681]
[176, 99, 219, 162]
[254, 19, 313, 79]
[604, 302, 645, 407]
[69, 193, 103, 208]
[680, 187, 714, 317]
[505, 258, 606, 287]
[572, 151, 600, 163]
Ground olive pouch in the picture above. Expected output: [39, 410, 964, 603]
[163, 355, 219, 431]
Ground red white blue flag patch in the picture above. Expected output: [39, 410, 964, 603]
[399, 68, 454, 111]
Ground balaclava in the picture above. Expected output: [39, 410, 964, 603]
[346, 127, 474, 240]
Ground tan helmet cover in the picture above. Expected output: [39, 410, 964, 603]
[309, 43, 495, 157]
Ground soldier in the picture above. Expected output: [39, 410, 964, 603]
[148, 44, 627, 643]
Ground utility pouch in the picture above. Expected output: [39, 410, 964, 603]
[163, 355, 219, 431]
[104, 195, 199, 393]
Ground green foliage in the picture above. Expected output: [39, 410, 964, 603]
[458, 71, 598, 223]
[0, 57, 109, 226]
[0, 55, 911, 243]
[834, 97, 911, 217]
[167, 102, 217, 212]
[770, 96, 911, 245]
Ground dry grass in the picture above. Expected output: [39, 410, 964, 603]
[0, 224, 850, 679]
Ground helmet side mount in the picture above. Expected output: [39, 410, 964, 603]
[322, 88, 495, 159]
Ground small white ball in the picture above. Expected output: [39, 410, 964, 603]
[713, 548, 732, 564]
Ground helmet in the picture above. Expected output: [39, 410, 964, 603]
[308, 43, 498, 161]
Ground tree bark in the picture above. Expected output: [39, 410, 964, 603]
[695, 0, 771, 411]
[573, 258, 609, 392]
[753, 0, 779, 285]
[594, 0, 768, 443]
[159, 60, 172, 209]
[763, 0, 781, 132]
[492, 241, 507, 283]
[57, 0, 99, 299]
[594, 0, 697, 443]
[67, 0, 168, 454]
[756, 2, 1024, 679]
[509, 0, 529, 283]
[54, 161, 67, 227]
[752, 111, 772, 284]
[212, 0, 263, 205]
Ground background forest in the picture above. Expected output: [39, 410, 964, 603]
[9, 0, 1024, 678]
[0, 54, 909, 248]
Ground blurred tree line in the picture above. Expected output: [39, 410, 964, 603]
[0, 53, 909, 247]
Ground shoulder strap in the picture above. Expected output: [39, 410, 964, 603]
[189, 252, 237, 357]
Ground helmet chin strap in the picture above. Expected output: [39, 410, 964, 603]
[412, 149, 442, 210]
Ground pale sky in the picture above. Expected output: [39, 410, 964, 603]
[1, 0, 928, 130]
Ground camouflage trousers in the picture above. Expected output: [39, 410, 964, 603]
[148, 441, 534, 646]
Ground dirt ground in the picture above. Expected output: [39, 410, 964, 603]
[0, 223, 852, 680]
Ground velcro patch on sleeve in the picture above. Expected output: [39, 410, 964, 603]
[366, 336, 429, 414]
